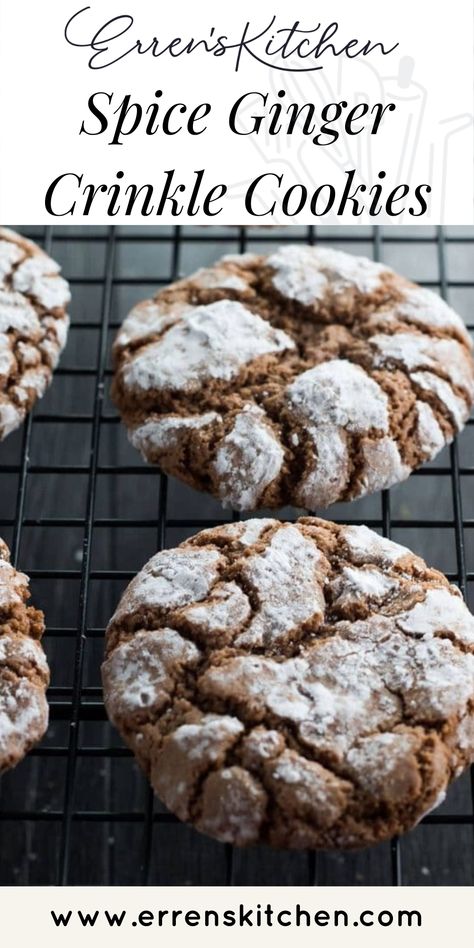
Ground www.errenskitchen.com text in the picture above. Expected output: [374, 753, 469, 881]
[50, 903, 422, 930]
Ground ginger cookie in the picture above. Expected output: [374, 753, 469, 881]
[102, 517, 474, 849]
[0, 538, 49, 772]
[0, 227, 70, 440]
[112, 246, 474, 510]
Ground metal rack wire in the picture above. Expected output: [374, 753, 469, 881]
[0, 224, 473, 886]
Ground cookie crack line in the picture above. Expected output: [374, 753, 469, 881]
[113, 245, 473, 512]
[367, 345, 471, 417]
[102, 517, 474, 850]
[106, 522, 472, 661]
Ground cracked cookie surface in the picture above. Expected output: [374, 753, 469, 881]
[112, 246, 474, 509]
[0, 227, 70, 440]
[102, 517, 474, 849]
[0, 538, 49, 772]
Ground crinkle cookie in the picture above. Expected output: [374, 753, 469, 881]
[0, 227, 70, 440]
[0, 538, 49, 772]
[112, 246, 474, 510]
[102, 518, 474, 849]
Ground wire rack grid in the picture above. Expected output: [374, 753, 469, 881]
[0, 224, 473, 886]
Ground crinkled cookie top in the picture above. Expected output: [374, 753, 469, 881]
[112, 246, 474, 511]
[102, 517, 474, 849]
[0, 227, 70, 440]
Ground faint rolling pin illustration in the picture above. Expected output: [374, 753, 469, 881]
[433, 113, 473, 223]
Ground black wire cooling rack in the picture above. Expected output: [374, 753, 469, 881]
[0, 224, 473, 886]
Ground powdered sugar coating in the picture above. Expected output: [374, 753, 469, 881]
[121, 300, 294, 393]
[116, 300, 186, 349]
[237, 518, 275, 546]
[114, 246, 474, 510]
[388, 287, 471, 344]
[103, 516, 474, 849]
[191, 265, 249, 292]
[268, 245, 389, 304]
[371, 332, 474, 396]
[130, 412, 220, 460]
[265, 748, 351, 831]
[382, 632, 474, 721]
[12, 255, 70, 311]
[0, 401, 22, 438]
[415, 401, 446, 458]
[102, 628, 200, 722]
[341, 525, 412, 566]
[296, 426, 349, 509]
[164, 715, 243, 764]
[15, 367, 49, 401]
[332, 565, 400, 610]
[0, 555, 29, 610]
[222, 252, 260, 266]
[213, 405, 284, 509]
[0, 336, 15, 380]
[286, 360, 389, 433]
[0, 289, 41, 336]
[457, 716, 474, 753]
[179, 582, 251, 644]
[360, 437, 410, 493]
[235, 524, 328, 648]
[396, 587, 474, 646]
[0, 632, 49, 677]
[201, 643, 399, 759]
[198, 765, 267, 845]
[0, 677, 49, 762]
[241, 728, 285, 767]
[110, 546, 224, 624]
[285, 361, 394, 507]
[0, 240, 24, 281]
[201, 616, 474, 754]
[411, 371, 469, 430]
[192, 518, 274, 550]
[152, 715, 244, 821]
[0, 536, 49, 772]
[346, 731, 422, 803]
[0, 228, 70, 441]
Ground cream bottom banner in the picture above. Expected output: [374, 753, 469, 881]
[0, 886, 471, 947]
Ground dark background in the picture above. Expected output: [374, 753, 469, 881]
[0, 225, 473, 885]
